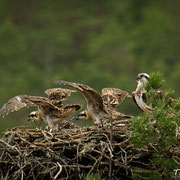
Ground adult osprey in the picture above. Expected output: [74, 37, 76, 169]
[54, 80, 132, 126]
[132, 73, 175, 114]
[132, 73, 153, 114]
[0, 88, 82, 130]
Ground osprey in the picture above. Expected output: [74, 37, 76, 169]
[0, 88, 82, 130]
[132, 73, 153, 114]
[54, 80, 132, 126]
[132, 73, 175, 114]
[102, 87, 132, 108]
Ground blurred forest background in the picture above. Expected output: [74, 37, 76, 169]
[0, 0, 180, 132]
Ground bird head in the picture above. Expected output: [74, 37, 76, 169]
[28, 111, 39, 122]
[76, 110, 88, 120]
[136, 73, 150, 86]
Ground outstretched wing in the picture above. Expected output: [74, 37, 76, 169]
[45, 88, 76, 107]
[54, 80, 104, 111]
[61, 104, 82, 118]
[0, 95, 59, 117]
[102, 88, 131, 108]
[0, 95, 35, 117]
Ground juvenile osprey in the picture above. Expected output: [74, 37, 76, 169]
[132, 73, 153, 114]
[102, 88, 132, 108]
[54, 80, 132, 126]
[0, 88, 82, 130]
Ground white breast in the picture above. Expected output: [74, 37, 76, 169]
[87, 104, 103, 124]
[135, 95, 152, 114]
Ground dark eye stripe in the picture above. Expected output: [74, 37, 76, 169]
[79, 113, 86, 117]
[140, 75, 148, 79]
[144, 76, 148, 79]
[29, 114, 36, 117]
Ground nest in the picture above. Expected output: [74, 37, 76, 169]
[0, 121, 179, 180]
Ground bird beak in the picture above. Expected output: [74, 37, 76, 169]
[136, 76, 141, 80]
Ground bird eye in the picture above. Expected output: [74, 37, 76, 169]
[143, 75, 149, 80]
[80, 113, 86, 117]
[29, 114, 35, 117]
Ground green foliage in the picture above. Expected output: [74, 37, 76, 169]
[131, 168, 161, 180]
[0, 0, 180, 132]
[145, 72, 165, 90]
[172, 98, 180, 113]
[131, 114, 156, 148]
[83, 173, 103, 180]
[152, 157, 176, 178]
[131, 73, 180, 179]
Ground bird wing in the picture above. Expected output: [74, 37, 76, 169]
[61, 104, 82, 118]
[132, 92, 153, 114]
[111, 109, 133, 120]
[102, 88, 131, 107]
[45, 88, 76, 101]
[0, 95, 60, 117]
[54, 80, 104, 111]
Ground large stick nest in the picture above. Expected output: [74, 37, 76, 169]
[0, 121, 179, 180]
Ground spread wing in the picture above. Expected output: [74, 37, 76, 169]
[102, 88, 131, 108]
[54, 80, 105, 111]
[61, 104, 82, 118]
[0, 95, 60, 117]
[45, 88, 76, 107]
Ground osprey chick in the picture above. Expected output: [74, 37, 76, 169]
[0, 88, 82, 130]
[54, 80, 132, 126]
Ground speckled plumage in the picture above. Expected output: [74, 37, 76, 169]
[54, 80, 132, 125]
[0, 88, 82, 130]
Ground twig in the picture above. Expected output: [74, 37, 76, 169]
[54, 162, 62, 179]
[87, 155, 102, 175]
[107, 96, 113, 180]
[69, 131, 92, 139]
[103, 133, 113, 155]
[91, 149, 110, 160]
[0, 139, 21, 155]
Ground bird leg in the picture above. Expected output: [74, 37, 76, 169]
[46, 115, 55, 130]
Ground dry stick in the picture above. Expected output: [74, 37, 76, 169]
[0, 139, 22, 155]
[76, 141, 81, 173]
[54, 162, 62, 179]
[107, 96, 113, 180]
[88, 145, 107, 175]
[88, 155, 102, 175]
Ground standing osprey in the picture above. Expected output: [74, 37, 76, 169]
[0, 88, 82, 130]
[132, 73, 153, 114]
[132, 73, 175, 115]
[54, 80, 132, 126]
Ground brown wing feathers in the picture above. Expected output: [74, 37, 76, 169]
[0, 80, 131, 123]
[102, 88, 131, 108]
[45, 88, 76, 106]
[54, 80, 104, 110]
[0, 88, 81, 118]
[0, 95, 40, 117]
[62, 104, 82, 118]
